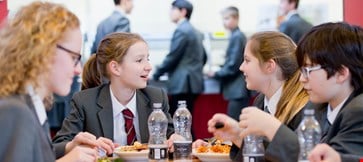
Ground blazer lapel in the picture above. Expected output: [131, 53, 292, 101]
[136, 89, 152, 142]
[24, 95, 54, 150]
[97, 84, 114, 140]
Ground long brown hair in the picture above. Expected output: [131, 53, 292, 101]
[81, 32, 146, 89]
[249, 31, 308, 123]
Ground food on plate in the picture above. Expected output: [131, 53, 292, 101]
[117, 141, 148, 152]
[196, 140, 231, 154]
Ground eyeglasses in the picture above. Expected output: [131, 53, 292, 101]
[56, 44, 82, 67]
[300, 65, 323, 79]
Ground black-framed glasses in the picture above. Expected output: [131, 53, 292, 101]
[300, 65, 322, 79]
[56, 44, 82, 67]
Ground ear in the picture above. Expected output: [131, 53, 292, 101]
[180, 8, 188, 17]
[263, 59, 277, 74]
[108, 60, 121, 77]
[336, 66, 350, 84]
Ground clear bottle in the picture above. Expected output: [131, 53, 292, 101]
[296, 108, 321, 162]
[242, 135, 265, 162]
[173, 100, 192, 161]
[148, 103, 168, 162]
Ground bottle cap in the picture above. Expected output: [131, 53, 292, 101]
[153, 103, 162, 109]
[304, 109, 315, 115]
[177, 100, 187, 108]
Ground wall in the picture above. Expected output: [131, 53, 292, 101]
[344, 0, 363, 27]
[0, 0, 7, 23]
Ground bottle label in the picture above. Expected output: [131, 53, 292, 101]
[243, 155, 265, 162]
[149, 145, 168, 160]
[173, 141, 192, 159]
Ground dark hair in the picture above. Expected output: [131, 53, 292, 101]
[296, 22, 363, 90]
[222, 6, 239, 19]
[97, 32, 146, 80]
[289, 0, 299, 9]
[172, 0, 193, 20]
[114, 0, 121, 5]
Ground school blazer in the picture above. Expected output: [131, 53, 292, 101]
[279, 13, 313, 43]
[229, 94, 318, 162]
[0, 95, 55, 162]
[267, 92, 363, 162]
[152, 20, 205, 94]
[52, 84, 174, 158]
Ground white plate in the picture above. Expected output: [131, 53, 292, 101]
[114, 149, 149, 162]
[193, 152, 232, 162]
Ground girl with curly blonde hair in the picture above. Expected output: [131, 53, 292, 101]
[0, 2, 102, 162]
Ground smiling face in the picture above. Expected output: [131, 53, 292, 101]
[117, 41, 152, 89]
[239, 41, 270, 92]
[48, 28, 82, 96]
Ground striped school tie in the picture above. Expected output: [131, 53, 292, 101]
[122, 109, 136, 145]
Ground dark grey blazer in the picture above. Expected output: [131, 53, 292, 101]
[214, 27, 248, 100]
[153, 20, 205, 95]
[268, 92, 363, 162]
[91, 10, 130, 53]
[52, 84, 174, 158]
[340, 154, 361, 161]
[0, 95, 55, 162]
[229, 94, 318, 162]
[279, 13, 313, 43]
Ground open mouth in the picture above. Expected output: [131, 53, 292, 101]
[140, 75, 148, 79]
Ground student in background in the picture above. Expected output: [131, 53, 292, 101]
[53, 32, 176, 155]
[207, 6, 249, 121]
[0, 2, 100, 162]
[278, 0, 312, 43]
[204, 31, 314, 162]
[153, 0, 206, 121]
[91, 0, 134, 53]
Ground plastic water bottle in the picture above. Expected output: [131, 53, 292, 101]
[148, 103, 168, 161]
[296, 108, 321, 162]
[242, 135, 265, 162]
[173, 100, 192, 161]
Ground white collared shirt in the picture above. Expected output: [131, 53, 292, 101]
[26, 85, 47, 126]
[327, 97, 349, 125]
[110, 87, 140, 145]
[177, 18, 187, 25]
[264, 85, 283, 116]
[283, 10, 298, 21]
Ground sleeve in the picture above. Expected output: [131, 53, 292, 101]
[229, 143, 243, 161]
[340, 154, 361, 162]
[153, 29, 188, 80]
[265, 124, 300, 162]
[52, 94, 86, 158]
[214, 34, 245, 79]
[327, 105, 363, 156]
[0, 103, 40, 162]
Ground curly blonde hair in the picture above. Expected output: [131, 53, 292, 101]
[0, 2, 79, 97]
